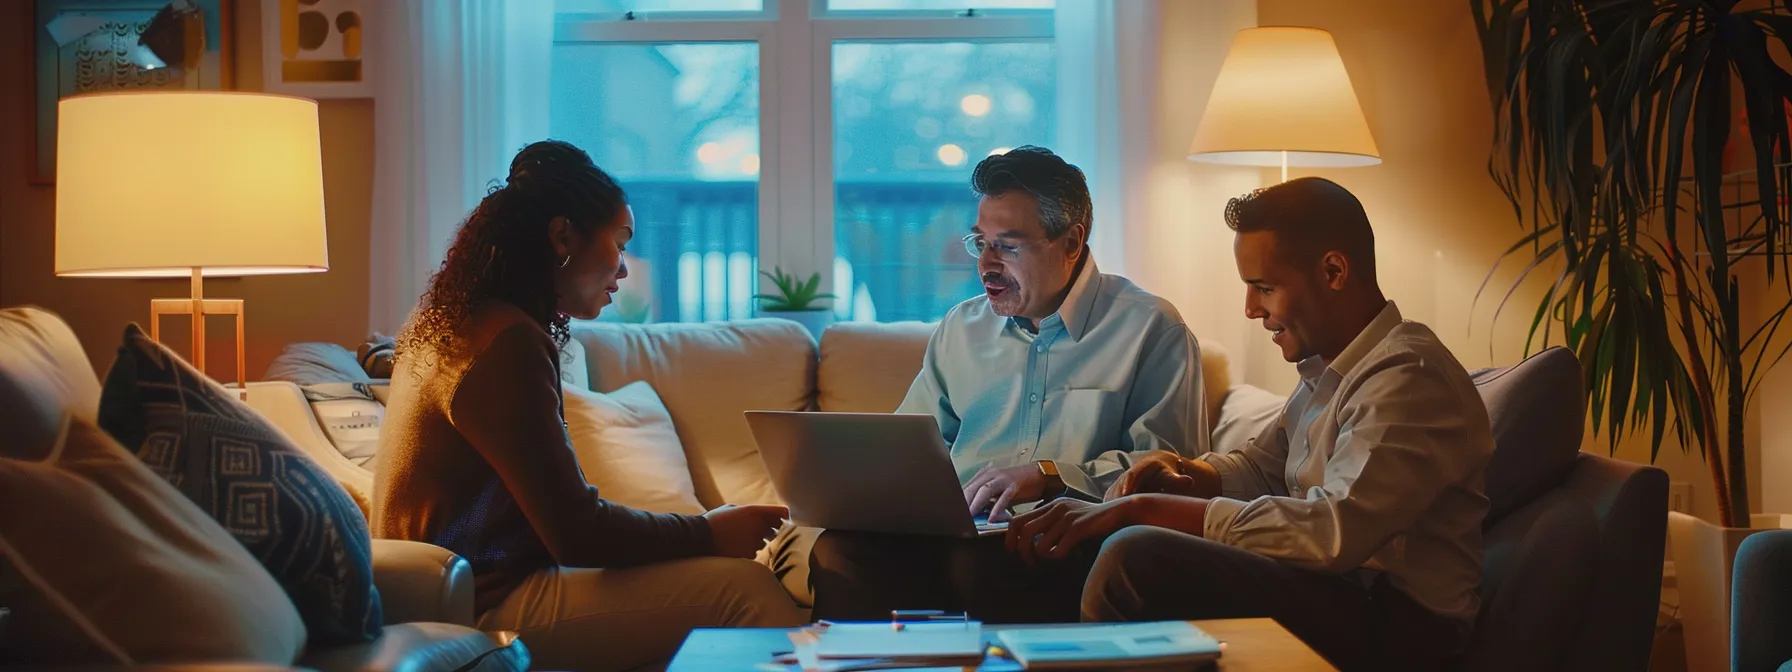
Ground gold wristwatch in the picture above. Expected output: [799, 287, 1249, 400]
[1037, 460, 1068, 500]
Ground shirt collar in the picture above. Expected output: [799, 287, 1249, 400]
[1298, 300, 1402, 382]
[1013, 257, 1101, 341]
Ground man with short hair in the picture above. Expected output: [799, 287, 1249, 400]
[805, 146, 1208, 623]
[1007, 177, 1494, 671]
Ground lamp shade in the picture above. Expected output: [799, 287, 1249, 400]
[55, 92, 328, 278]
[1187, 27, 1380, 168]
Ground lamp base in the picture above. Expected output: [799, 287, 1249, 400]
[149, 296, 246, 390]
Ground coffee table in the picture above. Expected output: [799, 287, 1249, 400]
[667, 618, 1335, 671]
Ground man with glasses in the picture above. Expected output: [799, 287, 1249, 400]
[803, 145, 1207, 623]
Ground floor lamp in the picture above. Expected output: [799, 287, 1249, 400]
[54, 92, 329, 389]
[1187, 27, 1381, 181]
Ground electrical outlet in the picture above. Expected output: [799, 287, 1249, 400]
[1669, 482, 1693, 513]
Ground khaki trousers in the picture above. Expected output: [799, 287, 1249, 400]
[477, 557, 805, 672]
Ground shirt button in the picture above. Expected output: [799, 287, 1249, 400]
[1036, 344, 1046, 353]
[1029, 393, 1040, 403]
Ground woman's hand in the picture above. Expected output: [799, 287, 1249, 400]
[702, 504, 788, 559]
[1004, 498, 1135, 564]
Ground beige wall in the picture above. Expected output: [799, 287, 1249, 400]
[0, 0, 374, 382]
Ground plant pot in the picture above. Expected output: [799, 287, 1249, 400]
[1667, 511, 1792, 672]
[762, 310, 833, 341]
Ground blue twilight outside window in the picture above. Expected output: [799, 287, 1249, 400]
[549, 1, 1056, 323]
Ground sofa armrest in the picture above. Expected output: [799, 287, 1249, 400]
[239, 382, 374, 503]
[370, 540, 475, 628]
[1554, 453, 1668, 672]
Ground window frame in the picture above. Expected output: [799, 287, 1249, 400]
[554, 0, 1054, 309]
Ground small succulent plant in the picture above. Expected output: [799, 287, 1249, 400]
[754, 268, 835, 311]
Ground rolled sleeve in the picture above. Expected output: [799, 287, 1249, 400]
[1201, 496, 1249, 541]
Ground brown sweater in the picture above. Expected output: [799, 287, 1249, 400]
[371, 303, 714, 614]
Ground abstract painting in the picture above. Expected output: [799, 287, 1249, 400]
[261, 0, 370, 98]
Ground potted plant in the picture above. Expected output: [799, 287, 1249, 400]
[1473, 1, 1792, 670]
[755, 267, 836, 338]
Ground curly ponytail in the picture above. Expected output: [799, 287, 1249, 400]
[397, 140, 627, 361]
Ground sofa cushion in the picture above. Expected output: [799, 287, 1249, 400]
[1472, 346, 1584, 525]
[572, 320, 815, 508]
[1459, 488, 1599, 671]
[1209, 384, 1285, 455]
[817, 321, 936, 413]
[97, 324, 383, 645]
[0, 415, 306, 666]
[564, 381, 704, 515]
[0, 307, 101, 459]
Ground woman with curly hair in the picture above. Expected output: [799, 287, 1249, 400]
[373, 140, 802, 671]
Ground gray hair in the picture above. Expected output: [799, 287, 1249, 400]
[970, 145, 1093, 241]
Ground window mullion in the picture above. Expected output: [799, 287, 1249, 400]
[760, 0, 830, 301]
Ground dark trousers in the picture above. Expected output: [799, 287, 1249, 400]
[1083, 526, 1469, 672]
[809, 530, 1101, 624]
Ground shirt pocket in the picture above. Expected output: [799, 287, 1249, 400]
[1046, 388, 1124, 458]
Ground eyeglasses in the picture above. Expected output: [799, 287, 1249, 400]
[963, 233, 1049, 260]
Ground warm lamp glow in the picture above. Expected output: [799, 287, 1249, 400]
[1188, 27, 1380, 172]
[55, 92, 329, 278]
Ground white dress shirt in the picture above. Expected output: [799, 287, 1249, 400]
[1198, 302, 1493, 631]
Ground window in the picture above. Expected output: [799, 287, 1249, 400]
[551, 0, 1055, 323]
[551, 43, 761, 323]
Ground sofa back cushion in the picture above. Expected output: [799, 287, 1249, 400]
[1472, 346, 1584, 525]
[816, 321, 935, 413]
[0, 415, 306, 666]
[815, 322, 1233, 434]
[572, 319, 815, 508]
[0, 307, 100, 459]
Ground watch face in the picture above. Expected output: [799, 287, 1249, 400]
[1038, 460, 1059, 476]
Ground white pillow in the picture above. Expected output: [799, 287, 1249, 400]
[302, 382, 385, 467]
[1210, 384, 1288, 455]
[563, 381, 705, 515]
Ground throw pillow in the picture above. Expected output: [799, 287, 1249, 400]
[96, 324, 382, 645]
[563, 381, 704, 515]
[264, 342, 369, 386]
[302, 382, 386, 467]
[1210, 384, 1287, 455]
[0, 415, 305, 665]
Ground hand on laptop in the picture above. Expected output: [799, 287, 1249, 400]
[703, 504, 789, 559]
[964, 463, 1051, 523]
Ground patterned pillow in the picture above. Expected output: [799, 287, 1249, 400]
[96, 324, 382, 644]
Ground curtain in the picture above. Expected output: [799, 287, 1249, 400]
[1054, 0, 1263, 383]
[368, 0, 554, 334]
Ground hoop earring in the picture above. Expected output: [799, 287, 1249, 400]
[559, 255, 572, 268]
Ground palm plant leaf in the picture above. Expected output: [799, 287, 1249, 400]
[1474, 0, 1792, 525]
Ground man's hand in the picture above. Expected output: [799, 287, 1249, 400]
[1004, 498, 1134, 564]
[1111, 452, 1218, 499]
[702, 504, 788, 559]
[964, 463, 1051, 523]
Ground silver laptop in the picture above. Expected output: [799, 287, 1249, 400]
[746, 411, 1007, 537]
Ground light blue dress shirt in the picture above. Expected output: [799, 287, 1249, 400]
[897, 260, 1209, 497]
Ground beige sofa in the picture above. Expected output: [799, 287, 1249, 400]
[251, 318, 1233, 514]
[0, 306, 526, 672]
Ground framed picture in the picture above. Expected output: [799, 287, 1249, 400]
[261, 0, 371, 99]
[33, 0, 233, 184]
